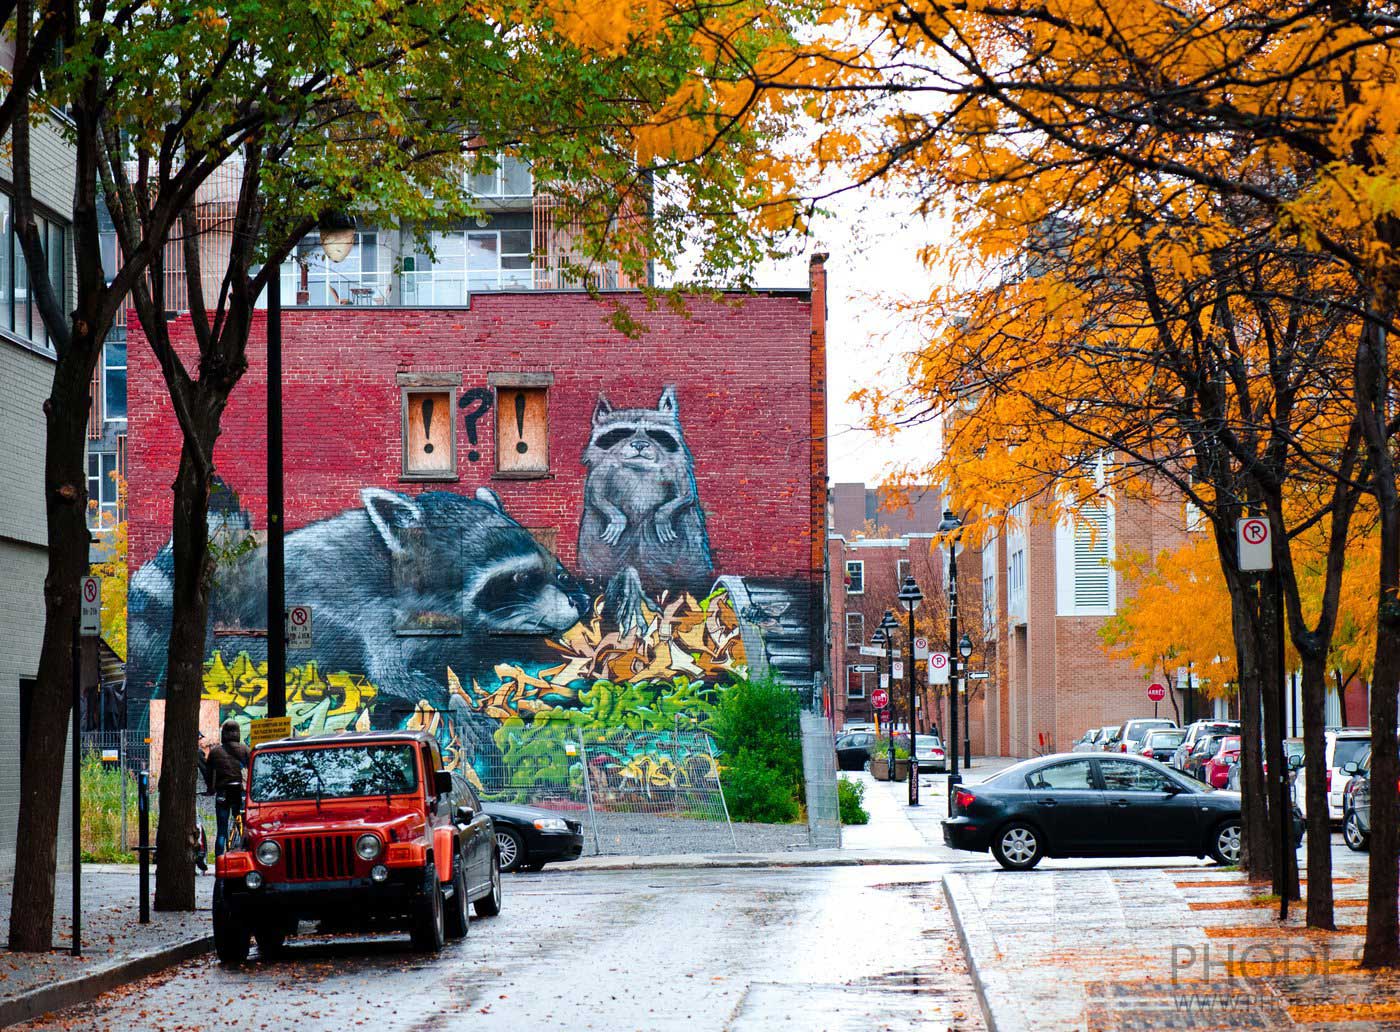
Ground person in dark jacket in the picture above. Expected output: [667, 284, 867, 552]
[205, 719, 250, 856]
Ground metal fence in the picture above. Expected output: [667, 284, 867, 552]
[463, 723, 739, 856]
[78, 730, 217, 855]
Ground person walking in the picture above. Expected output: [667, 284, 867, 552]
[205, 719, 250, 856]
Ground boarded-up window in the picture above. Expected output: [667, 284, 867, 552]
[527, 527, 559, 552]
[494, 385, 549, 474]
[401, 387, 456, 479]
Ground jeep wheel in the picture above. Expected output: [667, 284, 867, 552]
[255, 924, 286, 961]
[212, 882, 250, 965]
[474, 850, 503, 918]
[445, 855, 470, 939]
[410, 864, 445, 952]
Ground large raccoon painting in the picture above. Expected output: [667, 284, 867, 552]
[129, 486, 589, 724]
[578, 386, 714, 632]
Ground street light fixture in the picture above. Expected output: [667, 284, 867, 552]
[898, 575, 923, 806]
[959, 631, 974, 769]
[877, 611, 899, 781]
[937, 507, 964, 788]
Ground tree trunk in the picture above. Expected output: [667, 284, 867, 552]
[1257, 574, 1297, 901]
[1230, 585, 1270, 883]
[153, 443, 215, 910]
[8, 335, 97, 951]
[1300, 653, 1334, 928]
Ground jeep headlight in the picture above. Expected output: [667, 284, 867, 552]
[255, 839, 280, 867]
[355, 833, 382, 861]
[533, 817, 569, 832]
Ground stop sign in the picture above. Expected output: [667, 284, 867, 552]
[1147, 683, 1166, 702]
[871, 687, 889, 710]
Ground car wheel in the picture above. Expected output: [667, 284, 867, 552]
[496, 828, 526, 873]
[409, 863, 446, 952]
[474, 851, 503, 918]
[212, 882, 250, 965]
[992, 823, 1043, 871]
[1209, 819, 1243, 865]
[445, 854, 470, 939]
[1344, 811, 1370, 852]
[254, 924, 286, 961]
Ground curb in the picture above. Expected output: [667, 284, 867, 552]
[941, 872, 1023, 1032]
[559, 854, 947, 873]
[0, 934, 212, 1029]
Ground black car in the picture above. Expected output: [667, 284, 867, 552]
[835, 732, 876, 772]
[482, 801, 585, 873]
[942, 753, 1244, 870]
[1343, 748, 1373, 852]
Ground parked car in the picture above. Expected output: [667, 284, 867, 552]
[835, 732, 877, 772]
[841, 722, 877, 735]
[941, 753, 1244, 870]
[1099, 725, 1124, 752]
[1172, 721, 1240, 771]
[212, 730, 501, 963]
[1203, 736, 1241, 789]
[1295, 728, 1371, 821]
[1225, 738, 1304, 793]
[1182, 732, 1231, 782]
[1119, 718, 1179, 755]
[1140, 729, 1187, 764]
[1071, 729, 1100, 752]
[1342, 748, 1375, 852]
[483, 800, 585, 872]
[913, 734, 947, 772]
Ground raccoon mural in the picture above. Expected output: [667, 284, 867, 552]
[577, 386, 714, 633]
[129, 486, 590, 725]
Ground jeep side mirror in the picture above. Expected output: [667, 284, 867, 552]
[434, 770, 453, 797]
[1342, 761, 1359, 776]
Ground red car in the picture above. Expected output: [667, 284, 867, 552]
[1203, 736, 1241, 789]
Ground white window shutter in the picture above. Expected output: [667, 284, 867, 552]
[1073, 505, 1112, 609]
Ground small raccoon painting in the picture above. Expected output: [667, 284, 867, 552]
[578, 386, 713, 630]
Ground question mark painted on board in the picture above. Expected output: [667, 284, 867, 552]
[420, 397, 435, 454]
[458, 388, 493, 463]
[514, 391, 528, 454]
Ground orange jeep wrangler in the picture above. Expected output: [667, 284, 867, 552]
[213, 729, 501, 962]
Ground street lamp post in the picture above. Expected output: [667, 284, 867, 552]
[898, 577, 923, 806]
[878, 611, 899, 781]
[959, 632, 974, 769]
[937, 508, 963, 788]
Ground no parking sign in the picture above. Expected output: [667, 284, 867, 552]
[928, 651, 949, 685]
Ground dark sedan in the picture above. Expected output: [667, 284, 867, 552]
[483, 802, 585, 873]
[942, 753, 1243, 870]
[835, 732, 877, 772]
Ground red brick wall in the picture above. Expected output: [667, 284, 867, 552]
[127, 291, 816, 573]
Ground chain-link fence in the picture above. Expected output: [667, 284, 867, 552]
[461, 722, 739, 856]
[77, 730, 214, 858]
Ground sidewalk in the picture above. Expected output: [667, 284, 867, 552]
[846, 756, 1025, 852]
[0, 866, 211, 1027]
[944, 841, 1380, 1031]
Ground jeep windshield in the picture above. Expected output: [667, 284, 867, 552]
[250, 744, 419, 803]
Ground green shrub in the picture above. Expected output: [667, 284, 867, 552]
[713, 676, 805, 822]
[80, 753, 149, 862]
[721, 749, 801, 824]
[838, 777, 869, 825]
[872, 735, 910, 761]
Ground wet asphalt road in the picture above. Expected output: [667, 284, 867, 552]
[24, 865, 984, 1032]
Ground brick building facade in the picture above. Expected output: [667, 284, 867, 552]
[124, 262, 830, 780]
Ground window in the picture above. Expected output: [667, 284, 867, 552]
[87, 451, 119, 531]
[897, 558, 911, 584]
[397, 373, 459, 480]
[103, 337, 127, 422]
[845, 560, 865, 595]
[465, 153, 533, 198]
[406, 229, 532, 301]
[1026, 760, 1095, 790]
[489, 373, 552, 476]
[0, 195, 66, 351]
[282, 231, 383, 305]
[845, 612, 864, 647]
[846, 665, 867, 699]
[1073, 504, 1113, 609]
[1100, 759, 1176, 793]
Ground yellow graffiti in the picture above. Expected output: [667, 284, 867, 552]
[203, 650, 378, 736]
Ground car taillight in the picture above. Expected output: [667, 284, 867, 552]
[954, 789, 975, 812]
[1142, 747, 1154, 757]
[1120, 743, 1128, 752]
[933, 749, 945, 758]
[1326, 770, 1332, 793]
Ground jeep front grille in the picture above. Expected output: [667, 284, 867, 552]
[284, 834, 356, 881]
